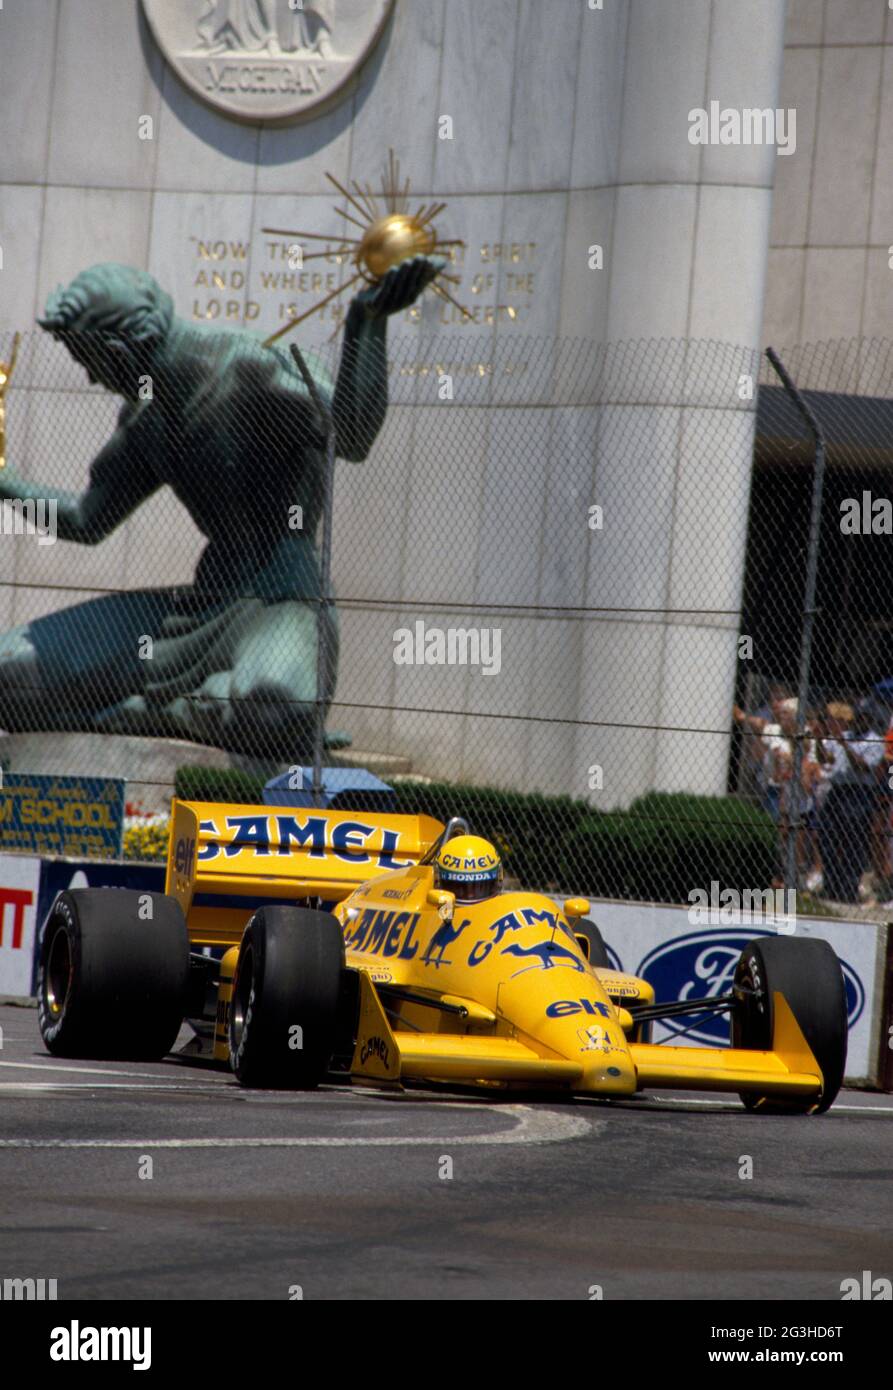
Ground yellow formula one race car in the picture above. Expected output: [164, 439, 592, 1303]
[37, 801, 848, 1114]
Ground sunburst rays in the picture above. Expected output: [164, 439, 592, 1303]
[261, 149, 470, 344]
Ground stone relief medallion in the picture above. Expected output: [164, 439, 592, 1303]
[141, 0, 394, 124]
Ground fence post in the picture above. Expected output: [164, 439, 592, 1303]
[765, 347, 827, 900]
[289, 344, 335, 810]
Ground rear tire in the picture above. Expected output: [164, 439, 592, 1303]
[229, 906, 345, 1089]
[574, 919, 611, 969]
[37, 889, 189, 1060]
[731, 935, 848, 1114]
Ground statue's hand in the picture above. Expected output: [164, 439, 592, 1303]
[354, 254, 446, 321]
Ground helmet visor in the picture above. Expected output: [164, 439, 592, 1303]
[437, 867, 502, 903]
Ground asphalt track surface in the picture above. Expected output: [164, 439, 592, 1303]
[1, 1003, 891, 1301]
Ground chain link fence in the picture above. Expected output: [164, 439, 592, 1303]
[1, 316, 891, 915]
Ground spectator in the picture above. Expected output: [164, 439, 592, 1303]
[765, 698, 819, 888]
[733, 685, 794, 824]
[735, 694, 819, 887]
[869, 699, 893, 900]
[808, 701, 853, 893]
[816, 699, 886, 903]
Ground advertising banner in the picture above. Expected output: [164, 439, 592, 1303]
[582, 897, 887, 1086]
[0, 774, 124, 860]
[0, 853, 42, 999]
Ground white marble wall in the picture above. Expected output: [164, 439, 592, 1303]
[764, 0, 893, 349]
[0, 0, 788, 807]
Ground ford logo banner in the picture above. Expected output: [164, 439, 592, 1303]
[635, 929, 866, 1047]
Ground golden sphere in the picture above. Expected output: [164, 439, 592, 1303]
[358, 214, 436, 280]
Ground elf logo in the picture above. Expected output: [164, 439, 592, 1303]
[174, 837, 195, 877]
[546, 998, 611, 1019]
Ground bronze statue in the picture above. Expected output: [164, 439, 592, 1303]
[0, 256, 440, 757]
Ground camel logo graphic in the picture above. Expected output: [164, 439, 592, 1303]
[502, 940, 586, 976]
[467, 910, 528, 967]
[422, 918, 471, 969]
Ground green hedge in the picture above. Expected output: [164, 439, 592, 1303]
[564, 792, 777, 903]
[173, 767, 776, 906]
[175, 765, 268, 805]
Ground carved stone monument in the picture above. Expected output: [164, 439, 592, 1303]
[141, 0, 394, 123]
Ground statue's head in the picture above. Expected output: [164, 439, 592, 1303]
[39, 264, 174, 400]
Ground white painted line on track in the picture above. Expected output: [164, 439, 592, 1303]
[634, 1096, 893, 1115]
[0, 1104, 595, 1148]
[0, 1082, 225, 1093]
[827, 1105, 893, 1115]
[0, 1060, 182, 1080]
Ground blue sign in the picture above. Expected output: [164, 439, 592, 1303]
[635, 928, 865, 1046]
[0, 774, 124, 860]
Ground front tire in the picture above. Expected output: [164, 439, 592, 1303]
[731, 935, 848, 1114]
[37, 889, 189, 1060]
[229, 906, 345, 1089]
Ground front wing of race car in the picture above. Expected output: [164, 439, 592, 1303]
[347, 966, 825, 1101]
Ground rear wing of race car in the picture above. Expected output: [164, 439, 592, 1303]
[165, 798, 444, 946]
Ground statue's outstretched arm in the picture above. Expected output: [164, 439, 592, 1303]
[0, 409, 158, 544]
[331, 254, 444, 462]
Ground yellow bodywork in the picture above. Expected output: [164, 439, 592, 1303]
[165, 799, 827, 1105]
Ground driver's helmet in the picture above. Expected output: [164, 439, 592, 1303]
[434, 835, 503, 904]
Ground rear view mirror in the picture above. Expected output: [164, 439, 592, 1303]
[426, 888, 455, 920]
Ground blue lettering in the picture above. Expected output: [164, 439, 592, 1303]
[546, 998, 611, 1019]
[197, 819, 220, 860]
[332, 820, 374, 863]
[383, 911, 411, 957]
[546, 1000, 582, 1018]
[580, 999, 611, 1017]
[225, 816, 270, 857]
[347, 908, 376, 951]
[468, 939, 493, 967]
[174, 837, 195, 876]
[398, 914, 421, 959]
[521, 907, 556, 928]
[378, 828, 415, 871]
[276, 815, 327, 857]
[364, 911, 395, 954]
[469, 910, 523, 966]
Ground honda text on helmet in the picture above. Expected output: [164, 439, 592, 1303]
[434, 835, 503, 904]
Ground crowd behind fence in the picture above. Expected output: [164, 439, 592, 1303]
[1, 321, 892, 918]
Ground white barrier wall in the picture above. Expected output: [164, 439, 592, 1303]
[580, 896, 889, 1087]
[0, 854, 42, 1000]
